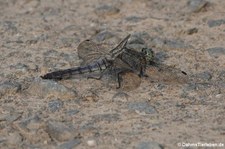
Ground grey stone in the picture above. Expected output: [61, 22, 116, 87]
[92, 113, 120, 122]
[136, 141, 164, 149]
[7, 132, 22, 146]
[79, 121, 96, 131]
[66, 109, 79, 116]
[43, 50, 78, 68]
[128, 36, 146, 45]
[112, 92, 129, 102]
[18, 115, 43, 130]
[0, 21, 17, 34]
[219, 71, 225, 80]
[10, 63, 29, 72]
[128, 102, 156, 114]
[60, 37, 75, 47]
[13, 115, 51, 145]
[60, 53, 79, 64]
[0, 112, 21, 122]
[125, 16, 146, 23]
[186, 28, 198, 35]
[132, 32, 151, 41]
[43, 49, 60, 57]
[154, 83, 167, 90]
[194, 71, 212, 81]
[155, 51, 168, 62]
[150, 37, 192, 50]
[46, 121, 77, 142]
[184, 82, 211, 92]
[48, 99, 64, 112]
[187, 0, 209, 13]
[94, 30, 114, 42]
[184, 82, 198, 91]
[0, 80, 21, 97]
[58, 139, 81, 149]
[207, 47, 225, 57]
[27, 78, 76, 100]
[208, 19, 225, 28]
[95, 4, 120, 16]
[163, 39, 191, 49]
[127, 35, 147, 52]
[26, 34, 48, 44]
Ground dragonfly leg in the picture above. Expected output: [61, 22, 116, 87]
[87, 74, 103, 80]
[87, 69, 107, 80]
[139, 67, 148, 78]
[116, 72, 123, 89]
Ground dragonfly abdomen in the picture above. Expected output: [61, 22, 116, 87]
[41, 58, 111, 80]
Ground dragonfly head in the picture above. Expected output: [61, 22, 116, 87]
[142, 48, 154, 64]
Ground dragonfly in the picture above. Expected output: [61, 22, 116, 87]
[41, 34, 148, 89]
[41, 34, 189, 90]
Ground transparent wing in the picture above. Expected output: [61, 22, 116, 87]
[77, 40, 108, 65]
[120, 71, 141, 91]
[108, 34, 130, 59]
[146, 63, 189, 84]
[77, 34, 131, 65]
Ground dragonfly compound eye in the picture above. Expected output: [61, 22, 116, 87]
[142, 48, 154, 62]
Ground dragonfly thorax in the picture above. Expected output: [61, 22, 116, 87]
[141, 48, 154, 64]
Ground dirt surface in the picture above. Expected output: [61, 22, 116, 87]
[0, 0, 225, 148]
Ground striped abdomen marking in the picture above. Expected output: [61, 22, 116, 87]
[41, 58, 111, 80]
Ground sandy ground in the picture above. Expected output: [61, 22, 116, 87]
[0, 0, 225, 148]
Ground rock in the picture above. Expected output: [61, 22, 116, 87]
[7, 132, 22, 146]
[219, 71, 225, 80]
[163, 39, 191, 49]
[46, 121, 78, 142]
[155, 51, 169, 63]
[136, 141, 164, 149]
[0, 21, 17, 34]
[95, 4, 120, 16]
[128, 102, 156, 114]
[58, 139, 81, 149]
[125, 16, 146, 23]
[93, 30, 114, 42]
[87, 139, 97, 147]
[126, 34, 147, 52]
[0, 80, 21, 97]
[48, 99, 64, 112]
[186, 28, 198, 35]
[132, 32, 151, 41]
[13, 115, 51, 144]
[19, 115, 43, 130]
[128, 36, 146, 45]
[150, 37, 192, 50]
[10, 63, 29, 72]
[81, 90, 99, 102]
[60, 37, 76, 47]
[207, 47, 225, 57]
[112, 91, 129, 102]
[66, 109, 79, 116]
[60, 52, 79, 64]
[27, 78, 76, 100]
[0, 112, 21, 122]
[208, 19, 225, 28]
[194, 71, 212, 81]
[187, 0, 209, 13]
[92, 113, 120, 123]
[26, 34, 48, 44]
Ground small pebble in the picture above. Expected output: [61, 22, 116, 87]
[87, 139, 97, 146]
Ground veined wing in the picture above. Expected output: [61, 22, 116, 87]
[108, 34, 130, 59]
[77, 34, 130, 65]
[146, 62, 189, 84]
[77, 39, 108, 65]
